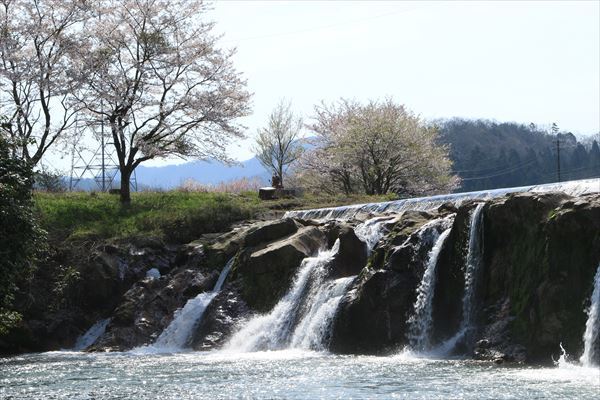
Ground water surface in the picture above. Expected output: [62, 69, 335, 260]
[2, 350, 598, 399]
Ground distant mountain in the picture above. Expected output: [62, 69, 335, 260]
[134, 157, 269, 189]
[65, 157, 269, 191]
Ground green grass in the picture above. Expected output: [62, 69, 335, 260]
[35, 191, 396, 244]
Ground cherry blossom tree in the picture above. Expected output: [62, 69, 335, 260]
[0, 0, 90, 165]
[74, 0, 251, 203]
[298, 99, 459, 196]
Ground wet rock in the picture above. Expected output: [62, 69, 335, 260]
[90, 268, 218, 351]
[236, 226, 326, 312]
[324, 223, 368, 278]
[190, 282, 250, 350]
[243, 218, 300, 247]
[330, 268, 419, 354]
[476, 192, 600, 364]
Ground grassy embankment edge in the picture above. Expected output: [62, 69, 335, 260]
[35, 191, 396, 244]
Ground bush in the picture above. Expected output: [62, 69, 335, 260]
[0, 137, 45, 334]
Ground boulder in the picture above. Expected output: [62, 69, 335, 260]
[243, 218, 299, 248]
[324, 223, 368, 278]
[236, 226, 326, 312]
[330, 268, 418, 354]
[190, 282, 250, 350]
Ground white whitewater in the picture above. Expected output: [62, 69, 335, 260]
[460, 203, 485, 332]
[407, 217, 454, 351]
[580, 263, 600, 367]
[226, 240, 355, 352]
[149, 258, 234, 351]
[437, 203, 485, 354]
[73, 318, 111, 350]
[284, 178, 600, 220]
[355, 216, 398, 253]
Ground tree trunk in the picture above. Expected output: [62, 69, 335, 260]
[120, 167, 132, 204]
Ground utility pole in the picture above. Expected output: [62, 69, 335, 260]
[552, 122, 561, 183]
[556, 139, 561, 183]
[101, 100, 105, 191]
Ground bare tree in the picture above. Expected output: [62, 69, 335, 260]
[253, 100, 303, 187]
[74, 0, 251, 203]
[0, 0, 89, 165]
[298, 99, 459, 196]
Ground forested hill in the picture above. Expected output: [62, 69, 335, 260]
[438, 119, 600, 192]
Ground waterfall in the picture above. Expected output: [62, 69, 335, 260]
[580, 263, 600, 367]
[288, 275, 354, 350]
[225, 240, 355, 352]
[437, 203, 485, 354]
[149, 258, 234, 351]
[460, 203, 485, 332]
[355, 216, 398, 253]
[407, 217, 454, 352]
[73, 318, 110, 350]
[283, 178, 599, 220]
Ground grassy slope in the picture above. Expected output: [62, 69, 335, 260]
[35, 191, 395, 244]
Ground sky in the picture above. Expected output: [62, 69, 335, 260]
[47, 0, 600, 169]
[205, 0, 600, 163]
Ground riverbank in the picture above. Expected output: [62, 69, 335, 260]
[34, 191, 396, 243]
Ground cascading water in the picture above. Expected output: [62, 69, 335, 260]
[225, 240, 355, 352]
[147, 258, 234, 351]
[283, 178, 599, 220]
[460, 203, 485, 332]
[354, 216, 398, 253]
[73, 318, 111, 351]
[407, 216, 455, 352]
[437, 203, 485, 354]
[580, 263, 600, 367]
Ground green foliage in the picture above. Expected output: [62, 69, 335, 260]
[50, 265, 81, 311]
[33, 166, 67, 193]
[0, 136, 45, 334]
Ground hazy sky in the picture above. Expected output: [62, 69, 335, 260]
[206, 0, 600, 163]
[47, 0, 600, 169]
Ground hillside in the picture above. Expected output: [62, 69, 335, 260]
[438, 119, 600, 191]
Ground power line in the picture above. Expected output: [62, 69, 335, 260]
[220, 8, 419, 44]
[459, 159, 538, 181]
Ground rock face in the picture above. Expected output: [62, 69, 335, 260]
[2, 190, 599, 364]
[325, 223, 368, 279]
[190, 282, 250, 350]
[474, 193, 600, 364]
[235, 226, 326, 312]
[1, 237, 181, 353]
[330, 211, 451, 354]
[91, 268, 218, 351]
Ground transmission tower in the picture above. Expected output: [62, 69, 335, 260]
[69, 112, 137, 192]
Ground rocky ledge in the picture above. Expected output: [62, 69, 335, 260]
[1, 191, 598, 366]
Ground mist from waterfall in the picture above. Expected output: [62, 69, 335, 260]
[225, 239, 355, 352]
[580, 263, 600, 367]
[407, 216, 455, 352]
[143, 257, 234, 352]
